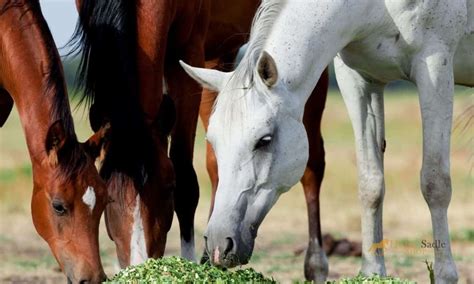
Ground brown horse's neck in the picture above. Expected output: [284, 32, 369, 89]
[0, 2, 76, 169]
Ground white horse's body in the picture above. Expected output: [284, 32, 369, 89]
[182, 0, 472, 283]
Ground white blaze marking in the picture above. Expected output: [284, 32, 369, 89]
[162, 77, 169, 94]
[130, 195, 148, 265]
[213, 246, 220, 264]
[113, 260, 121, 274]
[181, 235, 196, 261]
[82, 186, 96, 212]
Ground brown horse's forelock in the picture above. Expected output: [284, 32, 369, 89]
[66, 0, 152, 189]
[1, 0, 88, 179]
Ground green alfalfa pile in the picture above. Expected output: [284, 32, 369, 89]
[104, 256, 418, 283]
[104, 256, 275, 283]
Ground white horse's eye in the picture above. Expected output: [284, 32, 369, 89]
[255, 135, 272, 149]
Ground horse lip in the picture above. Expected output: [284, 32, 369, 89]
[240, 255, 250, 265]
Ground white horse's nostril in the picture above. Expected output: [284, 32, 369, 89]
[213, 246, 220, 264]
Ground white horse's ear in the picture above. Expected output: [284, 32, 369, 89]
[257, 51, 278, 88]
[179, 61, 229, 92]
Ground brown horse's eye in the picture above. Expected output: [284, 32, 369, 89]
[52, 200, 67, 216]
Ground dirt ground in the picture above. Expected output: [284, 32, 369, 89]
[0, 88, 472, 283]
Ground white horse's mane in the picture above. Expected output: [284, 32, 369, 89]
[231, 0, 284, 86]
[212, 0, 285, 132]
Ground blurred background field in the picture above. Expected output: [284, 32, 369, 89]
[0, 80, 472, 283]
[0, 1, 472, 283]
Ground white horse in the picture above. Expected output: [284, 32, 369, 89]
[181, 0, 473, 282]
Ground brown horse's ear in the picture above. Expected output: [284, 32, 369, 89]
[83, 122, 111, 162]
[155, 95, 176, 137]
[257, 51, 278, 88]
[45, 120, 67, 167]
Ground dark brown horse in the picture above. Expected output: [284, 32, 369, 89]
[71, 0, 210, 267]
[196, 1, 330, 280]
[0, 0, 107, 283]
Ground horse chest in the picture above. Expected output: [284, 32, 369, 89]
[453, 34, 474, 86]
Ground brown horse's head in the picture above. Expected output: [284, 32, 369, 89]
[102, 147, 175, 268]
[84, 97, 176, 268]
[31, 121, 108, 283]
[0, 0, 109, 281]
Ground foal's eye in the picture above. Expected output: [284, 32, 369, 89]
[255, 135, 272, 150]
[52, 200, 67, 216]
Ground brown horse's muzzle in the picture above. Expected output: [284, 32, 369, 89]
[51, 238, 106, 284]
[63, 257, 107, 284]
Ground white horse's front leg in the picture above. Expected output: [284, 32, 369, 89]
[334, 56, 387, 276]
[413, 48, 458, 284]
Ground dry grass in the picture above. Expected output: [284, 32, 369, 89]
[0, 87, 472, 283]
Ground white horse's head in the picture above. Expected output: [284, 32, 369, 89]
[181, 51, 309, 267]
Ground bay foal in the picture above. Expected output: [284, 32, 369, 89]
[0, 0, 107, 282]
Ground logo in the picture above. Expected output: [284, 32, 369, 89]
[369, 239, 446, 256]
[369, 239, 392, 256]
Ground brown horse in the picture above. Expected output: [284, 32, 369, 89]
[71, 0, 210, 267]
[198, 1, 329, 280]
[0, 0, 107, 283]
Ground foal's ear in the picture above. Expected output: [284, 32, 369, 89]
[179, 60, 230, 92]
[155, 95, 176, 137]
[45, 120, 67, 167]
[257, 51, 278, 88]
[83, 122, 111, 161]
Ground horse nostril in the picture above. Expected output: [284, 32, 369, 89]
[99, 273, 108, 283]
[223, 237, 234, 257]
[79, 280, 90, 284]
[204, 236, 209, 253]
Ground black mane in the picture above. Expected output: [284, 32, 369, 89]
[68, 0, 151, 187]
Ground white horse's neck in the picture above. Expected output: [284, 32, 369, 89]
[263, 0, 373, 105]
[262, 0, 473, 96]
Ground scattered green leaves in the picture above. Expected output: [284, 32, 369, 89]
[105, 256, 275, 283]
[425, 260, 434, 284]
[326, 274, 416, 284]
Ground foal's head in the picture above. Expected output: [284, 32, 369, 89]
[181, 51, 309, 267]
